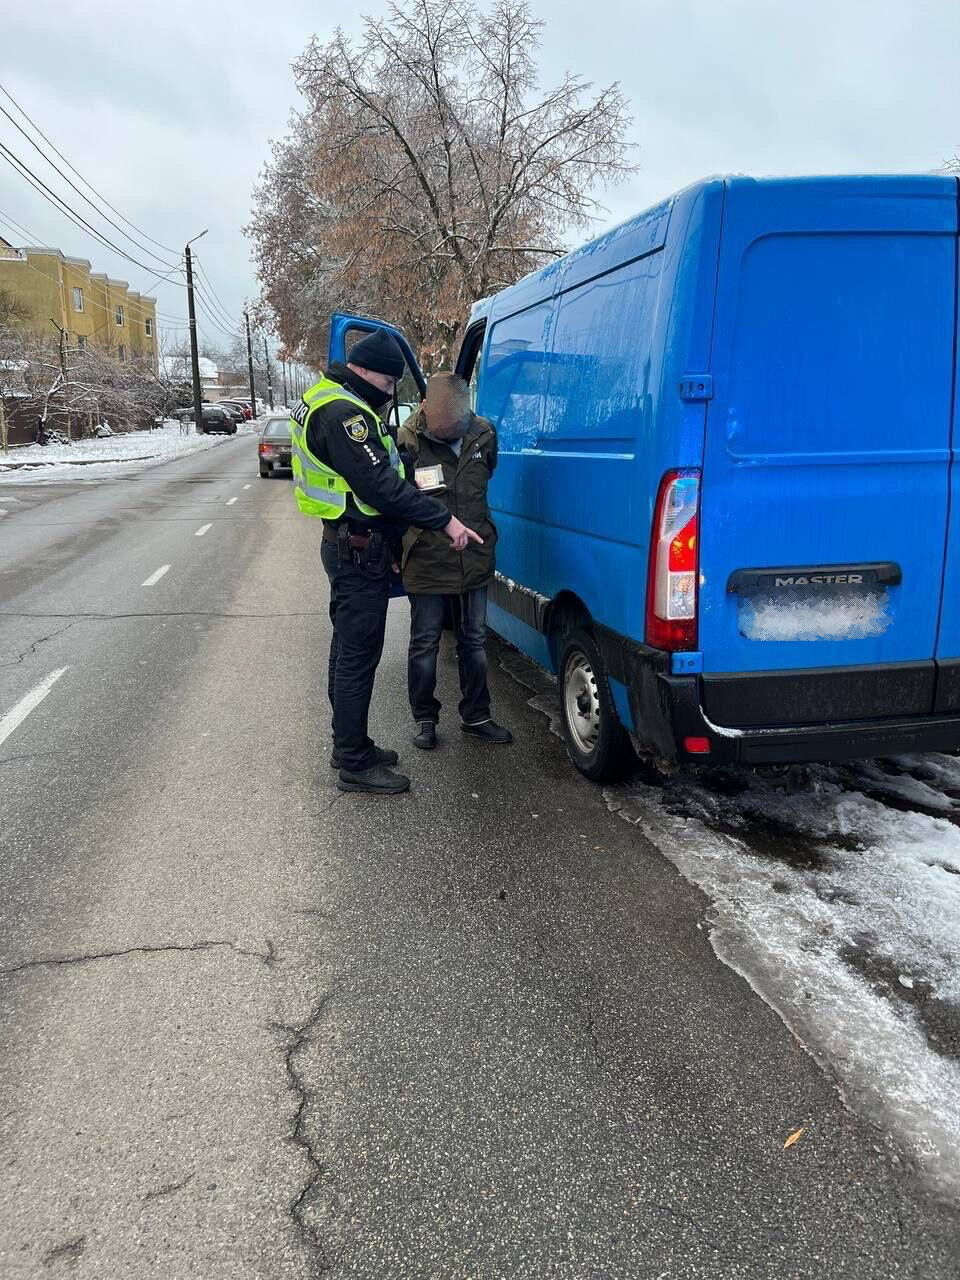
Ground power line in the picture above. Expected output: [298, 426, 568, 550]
[0, 99, 179, 273]
[0, 207, 187, 326]
[0, 139, 169, 276]
[0, 79, 179, 260]
[193, 290, 241, 341]
[0, 161, 234, 345]
[193, 258, 236, 328]
[194, 279, 235, 331]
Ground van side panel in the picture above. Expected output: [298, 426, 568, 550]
[534, 250, 664, 641]
[482, 180, 724, 669]
[699, 178, 958, 698]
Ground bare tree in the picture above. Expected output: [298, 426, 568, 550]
[1, 325, 175, 438]
[248, 0, 636, 365]
[0, 286, 29, 330]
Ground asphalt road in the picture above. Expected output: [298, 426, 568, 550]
[1, 438, 958, 1279]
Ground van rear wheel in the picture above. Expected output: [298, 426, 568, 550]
[558, 628, 633, 782]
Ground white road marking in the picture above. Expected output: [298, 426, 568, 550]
[195, 523, 212, 537]
[0, 667, 69, 750]
[243, 484, 251, 490]
[141, 564, 171, 587]
[226, 496, 238, 505]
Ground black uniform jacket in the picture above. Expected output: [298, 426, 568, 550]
[305, 364, 449, 533]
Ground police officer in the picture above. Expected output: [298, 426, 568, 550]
[290, 330, 481, 795]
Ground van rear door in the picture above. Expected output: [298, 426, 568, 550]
[697, 176, 958, 726]
[932, 187, 960, 708]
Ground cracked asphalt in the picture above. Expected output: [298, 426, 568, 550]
[1, 438, 959, 1278]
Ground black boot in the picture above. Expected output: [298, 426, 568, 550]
[330, 745, 399, 770]
[460, 719, 513, 744]
[413, 721, 437, 750]
[337, 764, 411, 795]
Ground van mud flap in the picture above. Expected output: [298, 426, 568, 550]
[595, 627, 679, 761]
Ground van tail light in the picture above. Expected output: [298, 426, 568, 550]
[646, 469, 700, 651]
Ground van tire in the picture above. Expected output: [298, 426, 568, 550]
[557, 628, 634, 782]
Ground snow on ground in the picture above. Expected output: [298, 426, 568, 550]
[505, 656, 960, 1200]
[605, 757, 960, 1200]
[0, 421, 254, 486]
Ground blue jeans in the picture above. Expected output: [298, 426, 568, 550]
[407, 588, 491, 725]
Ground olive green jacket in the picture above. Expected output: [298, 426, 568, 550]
[398, 408, 498, 595]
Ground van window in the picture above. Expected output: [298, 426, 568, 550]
[482, 302, 552, 447]
[727, 233, 955, 459]
[544, 254, 663, 444]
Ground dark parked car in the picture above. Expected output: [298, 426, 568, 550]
[217, 403, 246, 427]
[258, 415, 292, 477]
[177, 404, 237, 434]
[218, 399, 253, 421]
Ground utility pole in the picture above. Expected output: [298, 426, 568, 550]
[281, 359, 289, 406]
[263, 335, 274, 410]
[49, 318, 69, 438]
[244, 310, 257, 418]
[184, 230, 207, 434]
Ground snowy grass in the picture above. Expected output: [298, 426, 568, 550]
[0, 420, 253, 485]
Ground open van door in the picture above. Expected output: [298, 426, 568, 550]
[696, 176, 959, 728]
[330, 308, 427, 389]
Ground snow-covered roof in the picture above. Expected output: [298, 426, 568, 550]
[160, 355, 219, 380]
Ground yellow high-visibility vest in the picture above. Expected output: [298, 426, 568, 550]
[289, 375, 404, 520]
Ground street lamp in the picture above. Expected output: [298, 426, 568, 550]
[184, 230, 207, 433]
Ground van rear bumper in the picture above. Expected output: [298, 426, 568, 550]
[591, 627, 960, 766]
[659, 674, 960, 765]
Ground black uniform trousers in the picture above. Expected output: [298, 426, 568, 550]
[321, 535, 391, 773]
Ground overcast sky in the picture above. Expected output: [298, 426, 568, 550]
[2, 0, 958, 356]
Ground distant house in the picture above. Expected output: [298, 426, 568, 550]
[0, 238, 158, 371]
[159, 355, 248, 403]
[160, 355, 221, 399]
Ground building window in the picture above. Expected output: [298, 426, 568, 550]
[77, 335, 87, 350]
[144, 317, 153, 337]
[118, 344, 126, 363]
[115, 304, 124, 326]
[72, 287, 84, 312]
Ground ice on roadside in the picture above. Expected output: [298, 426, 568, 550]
[0, 421, 241, 484]
[604, 757, 960, 1198]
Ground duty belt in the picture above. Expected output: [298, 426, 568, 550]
[322, 524, 372, 550]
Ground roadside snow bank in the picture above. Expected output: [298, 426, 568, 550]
[605, 756, 960, 1199]
[501, 649, 960, 1201]
[0, 422, 241, 484]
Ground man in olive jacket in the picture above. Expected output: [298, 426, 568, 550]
[398, 374, 513, 750]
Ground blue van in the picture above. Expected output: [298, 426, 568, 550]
[329, 174, 960, 781]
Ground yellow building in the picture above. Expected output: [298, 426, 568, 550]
[0, 238, 158, 370]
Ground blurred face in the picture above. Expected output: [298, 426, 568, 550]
[424, 374, 471, 439]
[347, 364, 399, 395]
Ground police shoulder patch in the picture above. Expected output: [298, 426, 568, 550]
[343, 414, 368, 443]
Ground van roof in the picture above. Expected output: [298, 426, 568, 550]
[468, 173, 957, 327]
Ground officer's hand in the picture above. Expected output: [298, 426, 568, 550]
[444, 515, 483, 551]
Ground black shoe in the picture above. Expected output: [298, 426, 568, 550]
[460, 719, 513, 744]
[337, 764, 410, 795]
[329, 745, 399, 770]
[413, 721, 437, 750]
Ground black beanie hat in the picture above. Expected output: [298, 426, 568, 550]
[347, 330, 405, 380]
